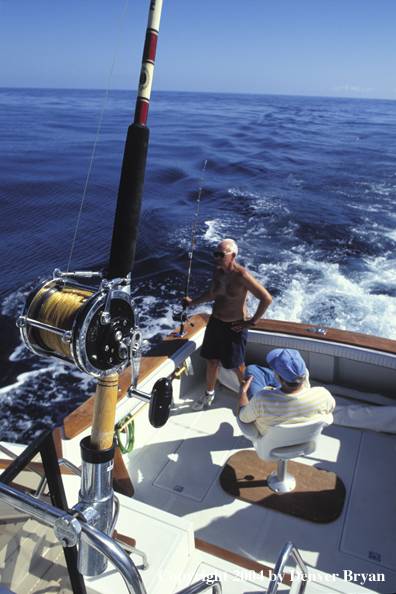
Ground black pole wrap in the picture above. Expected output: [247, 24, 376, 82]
[107, 123, 149, 280]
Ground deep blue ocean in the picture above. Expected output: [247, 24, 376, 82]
[1, 88, 396, 443]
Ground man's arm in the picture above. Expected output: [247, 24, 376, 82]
[182, 272, 216, 308]
[236, 376, 253, 416]
[244, 270, 273, 323]
[233, 270, 273, 332]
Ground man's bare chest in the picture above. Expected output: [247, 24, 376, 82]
[214, 273, 246, 299]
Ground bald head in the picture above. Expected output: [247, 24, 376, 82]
[221, 238, 238, 257]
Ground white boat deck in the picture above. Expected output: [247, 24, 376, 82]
[117, 376, 396, 594]
[1, 374, 396, 593]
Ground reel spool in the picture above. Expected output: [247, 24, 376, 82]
[17, 275, 141, 379]
[17, 270, 172, 428]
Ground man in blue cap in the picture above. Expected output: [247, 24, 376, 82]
[236, 348, 335, 436]
[242, 348, 310, 398]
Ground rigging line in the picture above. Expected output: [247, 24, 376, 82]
[64, 0, 130, 284]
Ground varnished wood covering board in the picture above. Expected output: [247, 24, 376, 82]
[62, 314, 209, 440]
[254, 319, 396, 354]
[52, 426, 63, 459]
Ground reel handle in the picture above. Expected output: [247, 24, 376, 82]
[128, 378, 173, 428]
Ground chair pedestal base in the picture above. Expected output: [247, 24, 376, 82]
[267, 459, 296, 493]
[267, 471, 296, 492]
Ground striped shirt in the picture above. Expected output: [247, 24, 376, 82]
[239, 386, 335, 436]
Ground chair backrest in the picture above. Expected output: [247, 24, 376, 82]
[236, 416, 261, 440]
[255, 416, 331, 462]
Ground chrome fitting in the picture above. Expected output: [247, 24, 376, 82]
[77, 437, 116, 576]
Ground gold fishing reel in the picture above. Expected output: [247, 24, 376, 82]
[17, 269, 142, 381]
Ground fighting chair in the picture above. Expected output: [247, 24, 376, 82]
[236, 414, 333, 493]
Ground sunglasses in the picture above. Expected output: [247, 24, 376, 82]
[213, 251, 232, 258]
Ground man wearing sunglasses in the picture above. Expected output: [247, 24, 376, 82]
[182, 238, 273, 411]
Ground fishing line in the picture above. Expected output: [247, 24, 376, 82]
[65, 0, 130, 284]
[35, 2, 131, 371]
[28, 285, 94, 357]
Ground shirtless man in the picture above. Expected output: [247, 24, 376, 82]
[183, 238, 273, 410]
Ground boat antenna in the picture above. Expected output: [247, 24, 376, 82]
[174, 159, 207, 337]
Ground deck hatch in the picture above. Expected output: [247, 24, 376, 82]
[340, 431, 396, 571]
[152, 416, 238, 502]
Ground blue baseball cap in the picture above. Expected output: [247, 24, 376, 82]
[266, 348, 306, 382]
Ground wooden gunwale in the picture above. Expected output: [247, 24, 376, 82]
[62, 313, 396, 441]
[253, 318, 396, 354]
[0, 459, 76, 475]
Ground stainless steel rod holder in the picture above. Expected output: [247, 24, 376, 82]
[77, 437, 116, 576]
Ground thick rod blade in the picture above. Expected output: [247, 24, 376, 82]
[108, 0, 163, 280]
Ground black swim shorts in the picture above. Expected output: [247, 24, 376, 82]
[200, 315, 248, 369]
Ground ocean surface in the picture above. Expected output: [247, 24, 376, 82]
[1, 88, 396, 443]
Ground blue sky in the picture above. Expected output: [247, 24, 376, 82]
[1, 0, 395, 100]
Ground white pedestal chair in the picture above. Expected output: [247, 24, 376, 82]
[236, 414, 333, 493]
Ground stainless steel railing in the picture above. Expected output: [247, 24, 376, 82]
[0, 481, 147, 594]
[1, 475, 309, 594]
[0, 481, 221, 594]
[266, 542, 308, 594]
[177, 580, 222, 593]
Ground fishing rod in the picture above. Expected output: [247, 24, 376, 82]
[174, 160, 207, 337]
[18, 0, 168, 419]
[17, 0, 174, 580]
[108, 0, 163, 280]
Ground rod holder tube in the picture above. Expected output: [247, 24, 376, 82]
[77, 437, 116, 576]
